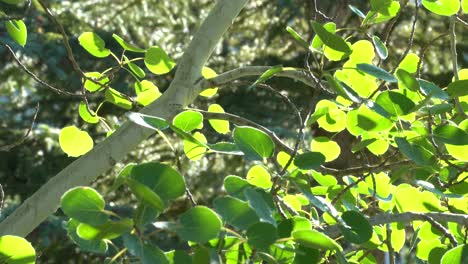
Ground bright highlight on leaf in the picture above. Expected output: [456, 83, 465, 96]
[246, 165, 272, 189]
[105, 88, 133, 109]
[421, 0, 460, 16]
[83, 72, 109, 92]
[207, 104, 230, 134]
[184, 132, 207, 160]
[173, 110, 203, 132]
[59, 126, 94, 157]
[134, 80, 161, 106]
[78, 102, 99, 124]
[78, 32, 110, 58]
[310, 137, 341, 162]
[292, 229, 342, 251]
[200, 67, 218, 97]
[0, 235, 36, 264]
[144, 46, 176, 75]
[372, 35, 388, 60]
[112, 34, 145, 53]
[6, 20, 27, 47]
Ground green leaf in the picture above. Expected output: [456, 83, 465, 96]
[123, 234, 169, 264]
[356, 63, 397, 83]
[292, 229, 342, 251]
[311, 21, 351, 53]
[324, 74, 353, 101]
[441, 244, 468, 264]
[77, 218, 133, 240]
[349, 40, 375, 63]
[66, 219, 108, 254]
[59, 126, 94, 157]
[463, 0, 468, 13]
[144, 46, 175, 75]
[340, 211, 373, 244]
[126, 177, 165, 212]
[112, 34, 145, 52]
[60, 187, 108, 225]
[124, 56, 146, 79]
[246, 165, 272, 189]
[246, 222, 277, 250]
[127, 112, 169, 130]
[249, 65, 283, 88]
[183, 132, 207, 161]
[375, 90, 416, 116]
[348, 5, 366, 18]
[351, 138, 378, 153]
[293, 246, 320, 264]
[244, 188, 276, 226]
[223, 175, 250, 199]
[176, 206, 222, 243]
[78, 32, 110, 58]
[421, 0, 460, 16]
[134, 202, 160, 227]
[199, 67, 218, 97]
[311, 22, 336, 49]
[172, 110, 203, 132]
[447, 80, 468, 97]
[6, 20, 27, 47]
[213, 196, 259, 230]
[418, 79, 448, 100]
[134, 80, 161, 106]
[208, 142, 242, 155]
[78, 102, 99, 124]
[433, 124, 468, 145]
[311, 137, 341, 162]
[372, 35, 388, 60]
[294, 152, 326, 170]
[395, 137, 434, 166]
[364, 0, 400, 24]
[1, 0, 24, 4]
[233, 126, 274, 160]
[83, 72, 109, 92]
[165, 250, 192, 264]
[207, 104, 230, 134]
[129, 162, 186, 202]
[105, 88, 133, 110]
[286, 26, 310, 50]
[0, 235, 36, 264]
[396, 69, 419, 91]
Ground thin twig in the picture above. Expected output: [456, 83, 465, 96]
[420, 214, 458, 246]
[449, 15, 467, 118]
[0, 0, 32, 21]
[386, 223, 395, 264]
[0, 102, 40, 152]
[0, 184, 4, 218]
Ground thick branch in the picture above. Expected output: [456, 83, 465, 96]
[324, 212, 468, 238]
[0, 0, 249, 237]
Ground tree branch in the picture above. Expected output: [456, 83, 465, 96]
[0, 0, 249, 237]
[324, 212, 468, 238]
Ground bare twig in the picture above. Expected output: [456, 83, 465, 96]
[0, 103, 40, 152]
[449, 15, 467, 118]
[420, 214, 458, 246]
[0, 0, 32, 21]
[0, 184, 4, 218]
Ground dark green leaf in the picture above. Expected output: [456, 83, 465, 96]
[214, 196, 259, 230]
[311, 21, 351, 53]
[246, 222, 277, 250]
[60, 187, 109, 226]
[126, 178, 165, 212]
[395, 137, 434, 166]
[233, 126, 275, 160]
[356, 63, 397, 82]
[349, 5, 366, 18]
[208, 142, 243, 155]
[223, 175, 250, 199]
[244, 188, 276, 226]
[418, 79, 449, 100]
[176, 206, 222, 243]
[447, 80, 468, 97]
[286, 26, 310, 50]
[372, 35, 388, 60]
[433, 124, 468, 145]
[294, 152, 326, 170]
[127, 112, 169, 130]
[66, 219, 108, 254]
[249, 65, 283, 88]
[340, 211, 373, 244]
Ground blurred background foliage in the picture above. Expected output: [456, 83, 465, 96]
[0, 0, 467, 262]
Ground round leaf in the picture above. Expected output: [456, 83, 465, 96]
[59, 126, 94, 157]
[310, 137, 341, 162]
[183, 132, 207, 161]
[433, 124, 468, 145]
[129, 162, 186, 202]
[6, 20, 27, 47]
[77, 218, 133, 240]
[213, 196, 259, 230]
[78, 32, 110, 58]
[105, 88, 133, 110]
[144, 46, 175, 75]
[84, 72, 109, 92]
[207, 104, 230, 134]
[340, 211, 373, 244]
[441, 244, 468, 264]
[176, 206, 222, 243]
[0, 235, 36, 264]
[246, 222, 278, 250]
[422, 0, 460, 16]
[375, 90, 416, 116]
[200, 67, 218, 97]
[246, 165, 272, 189]
[292, 229, 342, 251]
[223, 175, 250, 199]
[173, 111, 203, 132]
[134, 80, 161, 106]
[60, 186, 108, 225]
[233, 126, 274, 160]
[78, 102, 99, 124]
[294, 152, 326, 170]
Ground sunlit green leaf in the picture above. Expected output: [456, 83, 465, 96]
[66, 219, 108, 254]
[60, 186, 108, 225]
[77, 218, 133, 240]
[0, 235, 35, 264]
[375, 90, 416, 116]
[433, 124, 468, 145]
[134, 80, 161, 106]
[422, 0, 460, 16]
[173, 110, 203, 132]
[246, 165, 272, 189]
[199, 67, 218, 97]
[112, 34, 145, 52]
[6, 20, 27, 47]
[310, 137, 341, 162]
[207, 104, 230, 134]
[78, 32, 110, 58]
[105, 88, 133, 109]
[183, 132, 207, 160]
[357, 63, 397, 82]
[447, 80, 468, 97]
[144, 46, 176, 75]
[214, 196, 259, 230]
[244, 187, 276, 226]
[293, 229, 342, 251]
[441, 244, 468, 264]
[249, 65, 283, 88]
[127, 112, 169, 130]
[311, 21, 351, 54]
[233, 126, 274, 160]
[59, 126, 94, 157]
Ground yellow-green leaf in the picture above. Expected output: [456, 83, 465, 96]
[207, 104, 230, 134]
[59, 126, 94, 157]
[78, 32, 110, 58]
[6, 20, 27, 47]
